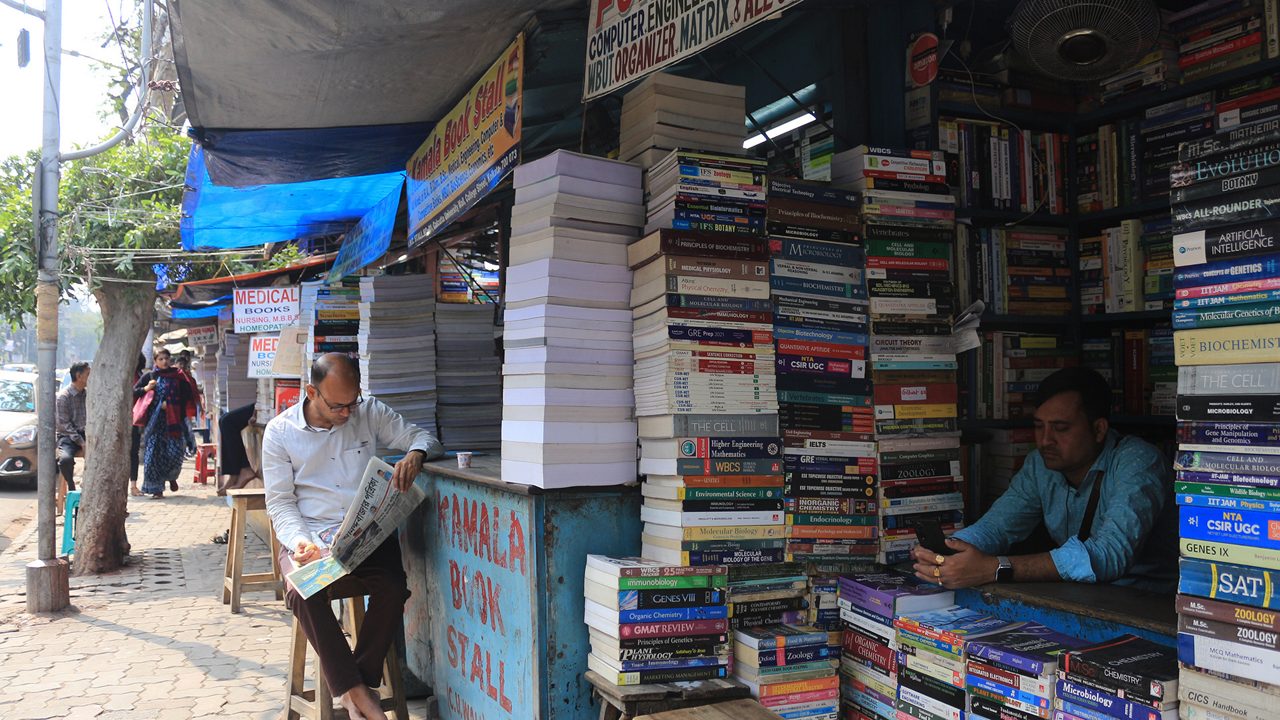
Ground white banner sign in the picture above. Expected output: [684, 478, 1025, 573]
[187, 325, 218, 347]
[234, 286, 300, 334]
[248, 334, 280, 378]
[583, 0, 799, 100]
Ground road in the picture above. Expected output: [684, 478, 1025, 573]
[0, 483, 35, 555]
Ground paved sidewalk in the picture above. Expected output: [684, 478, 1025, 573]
[0, 466, 432, 719]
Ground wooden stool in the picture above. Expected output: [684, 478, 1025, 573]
[221, 488, 283, 613]
[585, 671, 752, 720]
[285, 587, 409, 719]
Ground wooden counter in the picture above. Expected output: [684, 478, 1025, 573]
[955, 581, 1177, 646]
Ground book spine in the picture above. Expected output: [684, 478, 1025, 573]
[616, 587, 725, 608]
[1178, 632, 1280, 686]
[1180, 505, 1280, 550]
[653, 233, 770, 261]
[1177, 394, 1280, 421]
[1179, 491, 1280, 513]
[967, 658, 1052, 695]
[1179, 613, 1280, 651]
[1171, 191, 1280, 234]
[612, 575, 725, 590]
[1054, 680, 1161, 720]
[1174, 323, 1280, 365]
[615, 605, 729, 623]
[1178, 469, 1280, 488]
[971, 695, 1043, 720]
[610, 664, 727, 685]
[966, 674, 1052, 710]
[1182, 537, 1280, 570]
[617, 618, 728, 639]
[1174, 254, 1280, 287]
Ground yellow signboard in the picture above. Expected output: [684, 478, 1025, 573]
[407, 34, 523, 244]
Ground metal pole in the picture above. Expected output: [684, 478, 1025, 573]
[27, 0, 69, 613]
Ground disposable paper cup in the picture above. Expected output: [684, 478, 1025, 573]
[456, 452, 473, 469]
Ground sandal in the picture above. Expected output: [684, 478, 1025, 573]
[129, 485, 143, 497]
[147, 493, 165, 500]
[212, 530, 229, 545]
[169, 479, 178, 492]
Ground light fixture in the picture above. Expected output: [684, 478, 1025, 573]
[395, 254, 408, 263]
[743, 112, 817, 149]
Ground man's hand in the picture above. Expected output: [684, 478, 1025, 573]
[292, 541, 322, 566]
[911, 538, 999, 589]
[392, 451, 424, 492]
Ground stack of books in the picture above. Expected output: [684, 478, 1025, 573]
[642, 150, 767, 236]
[978, 427, 1035, 508]
[958, 226, 1071, 316]
[1057, 635, 1178, 720]
[218, 332, 256, 412]
[1170, 117, 1280, 706]
[438, 250, 499, 304]
[726, 563, 810, 631]
[1097, 44, 1179, 104]
[436, 303, 501, 452]
[733, 625, 839, 719]
[582, 555, 730, 687]
[1166, 1, 1275, 86]
[357, 274, 437, 437]
[310, 279, 361, 361]
[631, 228, 785, 564]
[836, 146, 965, 565]
[618, 74, 746, 170]
[962, 622, 1087, 720]
[764, 178, 877, 567]
[973, 331, 1077, 420]
[1082, 327, 1176, 418]
[893, 606, 1019, 720]
[837, 570, 954, 720]
[501, 150, 644, 487]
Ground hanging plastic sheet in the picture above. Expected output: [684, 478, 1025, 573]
[180, 144, 406, 251]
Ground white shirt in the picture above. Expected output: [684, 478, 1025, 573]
[262, 396, 442, 550]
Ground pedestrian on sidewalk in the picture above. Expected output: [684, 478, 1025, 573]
[175, 351, 201, 457]
[55, 361, 90, 493]
[130, 353, 146, 497]
[263, 353, 441, 720]
[134, 348, 197, 499]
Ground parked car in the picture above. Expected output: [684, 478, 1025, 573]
[0, 371, 37, 487]
[2, 363, 35, 374]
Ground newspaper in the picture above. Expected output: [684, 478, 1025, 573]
[284, 456, 426, 599]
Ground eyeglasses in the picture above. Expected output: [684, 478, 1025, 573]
[314, 386, 364, 413]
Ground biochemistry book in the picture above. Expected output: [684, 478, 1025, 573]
[283, 457, 425, 599]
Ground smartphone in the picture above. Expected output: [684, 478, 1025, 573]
[915, 521, 957, 556]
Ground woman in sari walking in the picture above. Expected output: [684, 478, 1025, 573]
[133, 349, 197, 499]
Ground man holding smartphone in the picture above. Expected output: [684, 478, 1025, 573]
[911, 367, 1177, 593]
[263, 353, 442, 720]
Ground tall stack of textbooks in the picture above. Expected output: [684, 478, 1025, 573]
[1082, 327, 1177, 418]
[1170, 118, 1280, 707]
[1166, 1, 1277, 86]
[958, 226, 1071, 316]
[978, 427, 1035, 508]
[501, 150, 643, 487]
[962, 621, 1087, 720]
[357, 274, 437, 437]
[836, 146, 965, 566]
[733, 625, 839, 719]
[618, 74, 745, 170]
[582, 555, 729, 687]
[892, 605, 1019, 720]
[722, 563, 810, 631]
[933, 118, 1068, 215]
[836, 570, 954, 720]
[436, 303, 501, 452]
[1057, 635, 1178, 720]
[973, 331, 1077, 420]
[764, 178, 878, 568]
[217, 333, 256, 413]
[310, 279, 361, 361]
[631, 148, 786, 566]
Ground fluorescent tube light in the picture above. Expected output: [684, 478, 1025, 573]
[743, 112, 817, 149]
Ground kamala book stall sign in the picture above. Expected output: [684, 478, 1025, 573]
[583, 0, 801, 100]
[233, 286, 300, 333]
[407, 34, 523, 245]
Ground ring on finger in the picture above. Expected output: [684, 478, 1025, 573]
[933, 567, 940, 578]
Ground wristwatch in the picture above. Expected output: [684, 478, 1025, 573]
[995, 555, 1014, 583]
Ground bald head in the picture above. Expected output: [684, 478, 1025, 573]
[311, 353, 360, 387]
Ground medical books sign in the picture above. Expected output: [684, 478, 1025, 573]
[583, 0, 799, 100]
[247, 335, 279, 378]
[407, 35, 523, 246]
[233, 286, 300, 334]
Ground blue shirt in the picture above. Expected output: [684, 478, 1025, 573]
[952, 429, 1177, 593]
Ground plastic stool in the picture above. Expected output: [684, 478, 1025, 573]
[285, 587, 409, 719]
[221, 488, 283, 613]
[60, 490, 81, 556]
[195, 443, 217, 484]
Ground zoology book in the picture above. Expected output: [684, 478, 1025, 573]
[282, 457, 426, 599]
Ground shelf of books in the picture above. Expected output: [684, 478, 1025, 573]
[1169, 116, 1280, 713]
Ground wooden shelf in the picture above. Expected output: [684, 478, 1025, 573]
[1080, 310, 1171, 324]
[1073, 57, 1280, 126]
[957, 208, 1071, 225]
[937, 101, 1073, 132]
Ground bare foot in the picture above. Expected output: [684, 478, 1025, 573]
[338, 689, 368, 720]
[359, 685, 388, 720]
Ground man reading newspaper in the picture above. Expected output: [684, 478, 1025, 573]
[264, 353, 442, 720]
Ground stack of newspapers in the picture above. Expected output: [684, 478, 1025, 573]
[501, 150, 643, 488]
[218, 332, 256, 413]
[358, 274, 437, 438]
[1169, 116, 1280, 708]
[618, 73, 745, 170]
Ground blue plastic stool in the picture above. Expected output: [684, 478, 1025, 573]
[60, 490, 81, 556]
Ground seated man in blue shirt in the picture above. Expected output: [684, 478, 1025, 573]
[911, 366, 1178, 593]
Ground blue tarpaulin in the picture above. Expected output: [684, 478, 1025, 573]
[180, 144, 406, 251]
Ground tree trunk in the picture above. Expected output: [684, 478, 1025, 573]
[72, 281, 154, 575]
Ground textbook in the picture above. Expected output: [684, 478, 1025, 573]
[283, 457, 425, 600]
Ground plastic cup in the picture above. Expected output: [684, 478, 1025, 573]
[456, 452, 473, 469]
